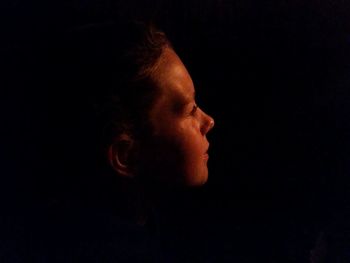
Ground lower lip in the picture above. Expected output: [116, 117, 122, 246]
[204, 153, 209, 160]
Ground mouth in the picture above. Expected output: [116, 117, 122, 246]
[204, 145, 209, 160]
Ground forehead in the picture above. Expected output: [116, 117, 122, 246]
[152, 48, 195, 101]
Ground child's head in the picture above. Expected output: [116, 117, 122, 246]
[134, 46, 215, 187]
[44, 21, 214, 205]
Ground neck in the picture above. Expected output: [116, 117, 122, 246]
[118, 179, 154, 226]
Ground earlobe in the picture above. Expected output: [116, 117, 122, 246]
[107, 134, 136, 178]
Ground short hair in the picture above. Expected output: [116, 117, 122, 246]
[60, 20, 171, 147]
[35, 21, 172, 207]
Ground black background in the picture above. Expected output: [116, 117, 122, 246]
[2, 0, 350, 262]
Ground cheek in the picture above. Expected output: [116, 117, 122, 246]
[177, 121, 209, 185]
[179, 131, 203, 159]
[169, 123, 207, 182]
[180, 118, 203, 150]
[141, 119, 207, 186]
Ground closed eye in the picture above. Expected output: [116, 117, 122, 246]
[190, 104, 198, 115]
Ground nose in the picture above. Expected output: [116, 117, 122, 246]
[200, 109, 215, 135]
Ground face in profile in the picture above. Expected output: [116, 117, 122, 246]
[140, 48, 214, 187]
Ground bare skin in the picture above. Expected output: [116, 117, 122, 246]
[142, 47, 215, 187]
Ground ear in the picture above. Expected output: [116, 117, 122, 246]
[107, 133, 136, 178]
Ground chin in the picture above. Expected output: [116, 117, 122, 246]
[185, 170, 208, 187]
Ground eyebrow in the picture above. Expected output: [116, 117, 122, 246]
[185, 90, 195, 105]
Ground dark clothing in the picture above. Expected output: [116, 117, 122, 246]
[1, 207, 162, 263]
[311, 209, 350, 263]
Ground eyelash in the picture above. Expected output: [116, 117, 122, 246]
[190, 104, 198, 115]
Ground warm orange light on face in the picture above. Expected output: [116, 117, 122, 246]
[143, 48, 214, 187]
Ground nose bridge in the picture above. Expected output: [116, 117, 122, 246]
[200, 107, 214, 135]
